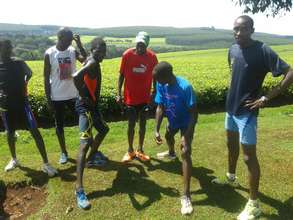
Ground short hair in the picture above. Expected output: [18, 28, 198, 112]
[57, 27, 73, 39]
[90, 37, 106, 50]
[236, 15, 254, 28]
[153, 61, 173, 78]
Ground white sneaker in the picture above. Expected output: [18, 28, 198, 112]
[237, 200, 261, 220]
[157, 151, 176, 160]
[59, 153, 68, 164]
[4, 159, 20, 172]
[181, 195, 193, 215]
[42, 163, 58, 177]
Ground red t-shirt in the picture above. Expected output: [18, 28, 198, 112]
[119, 48, 158, 105]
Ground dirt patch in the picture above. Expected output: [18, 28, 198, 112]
[0, 182, 47, 220]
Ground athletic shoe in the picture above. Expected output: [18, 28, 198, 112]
[157, 151, 176, 160]
[211, 173, 240, 187]
[181, 195, 193, 215]
[87, 157, 107, 167]
[237, 200, 261, 220]
[135, 150, 150, 161]
[75, 189, 90, 209]
[94, 151, 109, 161]
[59, 153, 68, 164]
[42, 163, 58, 177]
[4, 159, 20, 172]
[121, 151, 136, 163]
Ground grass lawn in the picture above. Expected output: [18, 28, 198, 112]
[0, 105, 292, 219]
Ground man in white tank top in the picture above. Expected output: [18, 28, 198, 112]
[44, 27, 87, 164]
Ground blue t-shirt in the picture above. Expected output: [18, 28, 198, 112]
[226, 41, 290, 115]
[155, 76, 197, 129]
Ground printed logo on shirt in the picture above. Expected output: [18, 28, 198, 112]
[165, 93, 178, 118]
[58, 57, 72, 80]
[133, 64, 147, 74]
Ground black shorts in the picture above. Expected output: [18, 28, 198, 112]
[1, 99, 37, 132]
[125, 103, 150, 117]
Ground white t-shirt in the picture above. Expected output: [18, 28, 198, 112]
[45, 45, 78, 101]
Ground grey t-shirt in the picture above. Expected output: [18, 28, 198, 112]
[226, 41, 290, 115]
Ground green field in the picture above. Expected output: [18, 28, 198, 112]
[0, 105, 292, 219]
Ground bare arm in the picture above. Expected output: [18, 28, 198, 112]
[154, 104, 164, 145]
[116, 73, 125, 103]
[44, 54, 52, 105]
[246, 68, 293, 109]
[73, 34, 87, 63]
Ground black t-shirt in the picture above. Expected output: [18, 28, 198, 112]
[0, 58, 32, 109]
[226, 41, 290, 115]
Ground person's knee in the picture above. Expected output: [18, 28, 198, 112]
[243, 153, 257, 166]
[181, 147, 191, 160]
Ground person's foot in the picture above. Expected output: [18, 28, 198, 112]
[42, 163, 58, 177]
[237, 200, 261, 220]
[211, 173, 240, 187]
[157, 150, 176, 160]
[181, 195, 193, 215]
[59, 153, 68, 164]
[87, 157, 107, 167]
[94, 151, 109, 161]
[121, 151, 136, 163]
[4, 159, 20, 172]
[135, 150, 150, 161]
[75, 188, 91, 209]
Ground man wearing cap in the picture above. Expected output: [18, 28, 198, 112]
[117, 31, 158, 162]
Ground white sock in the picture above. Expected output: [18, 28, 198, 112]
[226, 172, 236, 180]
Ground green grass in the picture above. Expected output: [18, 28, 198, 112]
[0, 105, 292, 219]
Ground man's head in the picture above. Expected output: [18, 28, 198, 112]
[57, 27, 73, 50]
[0, 39, 13, 61]
[233, 15, 254, 47]
[90, 37, 106, 63]
[135, 31, 150, 55]
[153, 61, 174, 85]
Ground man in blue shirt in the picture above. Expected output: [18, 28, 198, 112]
[153, 61, 198, 215]
[212, 15, 293, 220]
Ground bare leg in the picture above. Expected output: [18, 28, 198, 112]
[227, 130, 240, 174]
[29, 128, 48, 163]
[242, 144, 260, 200]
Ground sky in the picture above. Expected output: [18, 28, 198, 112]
[1, 0, 293, 35]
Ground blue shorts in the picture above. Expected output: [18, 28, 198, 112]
[225, 112, 257, 145]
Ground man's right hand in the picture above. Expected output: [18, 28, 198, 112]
[155, 131, 163, 145]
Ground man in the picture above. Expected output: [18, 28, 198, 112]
[117, 31, 158, 162]
[212, 15, 293, 220]
[153, 61, 198, 215]
[73, 37, 109, 209]
[44, 27, 87, 164]
[0, 39, 58, 177]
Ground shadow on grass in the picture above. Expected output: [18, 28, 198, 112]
[145, 158, 246, 213]
[57, 158, 77, 182]
[18, 166, 49, 186]
[87, 160, 179, 211]
[237, 186, 293, 220]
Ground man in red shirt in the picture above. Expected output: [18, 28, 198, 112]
[117, 31, 158, 162]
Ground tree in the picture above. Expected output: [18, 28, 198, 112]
[233, 0, 292, 16]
